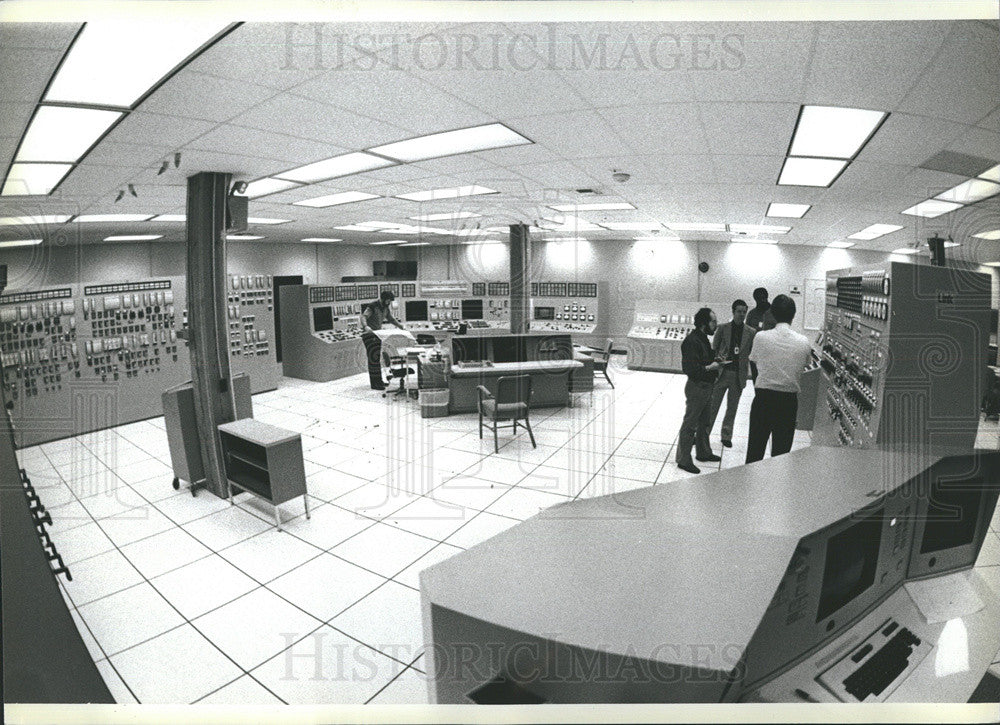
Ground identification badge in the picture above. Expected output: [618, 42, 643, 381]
[733, 346, 740, 356]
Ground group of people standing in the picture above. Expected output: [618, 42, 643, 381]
[675, 287, 813, 474]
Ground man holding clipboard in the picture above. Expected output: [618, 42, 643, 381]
[708, 299, 756, 449]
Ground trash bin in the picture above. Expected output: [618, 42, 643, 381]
[419, 389, 450, 418]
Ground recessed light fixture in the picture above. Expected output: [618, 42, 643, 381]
[395, 185, 498, 202]
[941, 241, 960, 248]
[149, 214, 186, 222]
[461, 239, 502, 245]
[777, 157, 847, 187]
[729, 224, 791, 234]
[301, 238, 342, 242]
[451, 228, 489, 236]
[226, 234, 264, 241]
[766, 203, 811, 218]
[0, 239, 43, 248]
[600, 222, 666, 231]
[0, 214, 73, 226]
[548, 201, 636, 212]
[732, 238, 779, 245]
[788, 106, 888, 159]
[15, 106, 123, 163]
[369, 240, 408, 245]
[1, 163, 74, 196]
[293, 191, 380, 208]
[335, 224, 382, 232]
[666, 222, 726, 232]
[241, 178, 304, 199]
[972, 229, 1000, 240]
[827, 241, 855, 248]
[104, 234, 163, 241]
[409, 211, 481, 222]
[901, 199, 962, 218]
[977, 164, 1000, 182]
[246, 217, 292, 225]
[369, 123, 531, 162]
[848, 223, 904, 240]
[397, 241, 431, 247]
[539, 215, 603, 232]
[44, 21, 231, 108]
[543, 237, 589, 243]
[276, 152, 395, 184]
[892, 247, 920, 255]
[934, 178, 1000, 205]
[984, 261, 1000, 267]
[73, 214, 155, 223]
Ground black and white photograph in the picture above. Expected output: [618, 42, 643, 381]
[1, 1, 999, 722]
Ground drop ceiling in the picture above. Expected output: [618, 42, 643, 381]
[0, 18, 999, 263]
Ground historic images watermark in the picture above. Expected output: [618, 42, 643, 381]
[281, 23, 745, 73]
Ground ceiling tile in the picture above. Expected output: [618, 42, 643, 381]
[107, 112, 217, 149]
[598, 102, 711, 156]
[55, 165, 137, 199]
[700, 102, 800, 156]
[508, 110, 633, 159]
[138, 70, 280, 123]
[713, 155, 785, 185]
[944, 126, 1000, 162]
[859, 112, 969, 166]
[184, 124, 347, 164]
[84, 142, 176, 170]
[509, 160, 600, 189]
[0, 102, 35, 139]
[0, 23, 82, 50]
[976, 105, 1000, 132]
[0, 48, 63, 103]
[417, 68, 592, 119]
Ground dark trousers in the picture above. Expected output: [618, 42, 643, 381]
[676, 379, 714, 465]
[708, 367, 744, 444]
[745, 387, 798, 463]
[361, 332, 384, 389]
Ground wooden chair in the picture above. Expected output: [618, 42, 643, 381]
[591, 338, 615, 388]
[477, 375, 536, 453]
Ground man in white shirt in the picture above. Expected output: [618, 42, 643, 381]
[745, 294, 813, 463]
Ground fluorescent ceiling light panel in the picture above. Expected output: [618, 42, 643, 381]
[978, 164, 1000, 182]
[104, 234, 162, 241]
[732, 238, 779, 245]
[293, 191, 379, 208]
[452, 228, 488, 236]
[548, 202, 636, 212]
[666, 222, 726, 232]
[777, 157, 847, 187]
[242, 178, 303, 198]
[395, 185, 498, 202]
[934, 178, 1000, 205]
[73, 214, 155, 223]
[1, 163, 73, 196]
[539, 215, 603, 232]
[335, 224, 382, 232]
[600, 222, 666, 231]
[543, 237, 589, 243]
[462, 239, 502, 245]
[634, 236, 681, 242]
[788, 105, 887, 159]
[766, 203, 811, 218]
[0, 239, 43, 248]
[901, 199, 962, 218]
[370, 240, 407, 245]
[369, 123, 531, 162]
[0, 214, 72, 226]
[827, 241, 855, 248]
[246, 217, 292, 225]
[276, 152, 394, 184]
[301, 238, 342, 242]
[729, 224, 791, 234]
[409, 211, 481, 222]
[943, 241, 960, 248]
[971, 229, 1000, 240]
[149, 214, 185, 222]
[15, 106, 122, 162]
[892, 247, 920, 255]
[226, 234, 264, 240]
[848, 223, 903, 240]
[398, 241, 431, 247]
[44, 21, 231, 108]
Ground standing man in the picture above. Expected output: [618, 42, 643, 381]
[745, 294, 812, 463]
[746, 287, 777, 332]
[676, 307, 722, 474]
[708, 299, 755, 449]
[359, 290, 404, 391]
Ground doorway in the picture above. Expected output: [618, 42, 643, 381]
[272, 275, 303, 363]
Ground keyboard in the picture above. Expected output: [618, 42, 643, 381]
[842, 628, 921, 701]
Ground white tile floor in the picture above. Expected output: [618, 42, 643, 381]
[15, 362, 1000, 704]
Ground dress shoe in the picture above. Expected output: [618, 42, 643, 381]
[677, 462, 701, 474]
[696, 454, 722, 462]
[721, 440, 733, 448]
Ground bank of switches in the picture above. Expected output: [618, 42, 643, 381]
[1, 300, 79, 399]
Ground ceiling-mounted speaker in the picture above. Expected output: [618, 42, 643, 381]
[699, 261, 710, 273]
[226, 194, 248, 233]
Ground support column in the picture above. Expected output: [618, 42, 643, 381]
[509, 224, 531, 334]
[186, 172, 236, 498]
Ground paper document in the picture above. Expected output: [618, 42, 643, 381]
[904, 572, 984, 624]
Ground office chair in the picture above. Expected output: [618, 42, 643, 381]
[477, 375, 536, 453]
[381, 349, 409, 398]
[591, 338, 615, 388]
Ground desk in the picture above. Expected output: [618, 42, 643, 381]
[448, 360, 584, 413]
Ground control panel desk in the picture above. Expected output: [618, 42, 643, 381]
[448, 360, 584, 414]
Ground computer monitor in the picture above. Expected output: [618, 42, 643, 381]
[462, 299, 484, 320]
[907, 452, 1000, 579]
[492, 336, 526, 364]
[452, 336, 489, 364]
[534, 306, 555, 321]
[312, 306, 333, 332]
[816, 508, 883, 623]
[406, 300, 428, 322]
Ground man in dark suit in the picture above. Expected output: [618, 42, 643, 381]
[675, 307, 722, 474]
[708, 299, 755, 448]
[746, 287, 777, 332]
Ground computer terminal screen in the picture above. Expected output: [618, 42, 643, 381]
[919, 482, 983, 554]
[462, 299, 484, 320]
[816, 508, 883, 622]
[452, 336, 489, 364]
[406, 300, 428, 322]
[312, 306, 333, 332]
